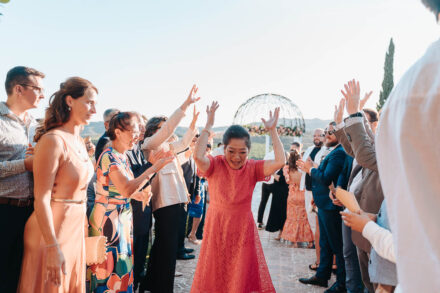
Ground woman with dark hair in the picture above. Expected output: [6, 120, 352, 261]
[140, 85, 200, 293]
[281, 149, 314, 248]
[87, 112, 172, 292]
[191, 102, 284, 293]
[18, 77, 97, 292]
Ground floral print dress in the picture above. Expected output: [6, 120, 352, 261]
[88, 147, 134, 292]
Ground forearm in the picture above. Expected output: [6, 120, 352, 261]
[0, 159, 26, 178]
[270, 128, 284, 166]
[172, 127, 197, 153]
[34, 197, 58, 245]
[194, 128, 210, 172]
[362, 221, 396, 263]
[142, 108, 185, 151]
[117, 167, 156, 198]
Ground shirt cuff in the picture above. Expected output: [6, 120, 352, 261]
[362, 220, 378, 240]
[334, 122, 345, 131]
[344, 116, 363, 128]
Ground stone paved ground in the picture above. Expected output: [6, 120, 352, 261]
[173, 182, 335, 292]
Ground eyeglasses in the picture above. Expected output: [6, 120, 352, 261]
[20, 84, 44, 95]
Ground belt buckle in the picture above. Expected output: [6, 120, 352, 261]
[17, 198, 32, 207]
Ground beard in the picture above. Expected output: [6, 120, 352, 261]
[313, 140, 323, 147]
[325, 140, 338, 147]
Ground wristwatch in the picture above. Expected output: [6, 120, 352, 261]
[348, 112, 363, 118]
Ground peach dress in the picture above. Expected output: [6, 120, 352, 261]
[280, 166, 314, 243]
[191, 155, 275, 293]
[18, 131, 93, 293]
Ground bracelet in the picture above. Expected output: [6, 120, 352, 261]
[46, 242, 59, 248]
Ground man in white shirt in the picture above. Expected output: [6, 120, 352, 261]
[376, 1, 440, 292]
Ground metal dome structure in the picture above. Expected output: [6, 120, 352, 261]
[233, 93, 306, 137]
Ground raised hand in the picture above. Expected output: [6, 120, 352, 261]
[181, 85, 201, 111]
[296, 159, 313, 174]
[190, 105, 200, 130]
[359, 91, 373, 110]
[333, 98, 346, 125]
[148, 149, 173, 165]
[205, 101, 219, 129]
[341, 79, 361, 115]
[261, 107, 280, 131]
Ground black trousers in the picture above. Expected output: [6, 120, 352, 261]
[316, 209, 346, 286]
[131, 199, 152, 287]
[176, 204, 188, 256]
[257, 183, 273, 224]
[0, 203, 33, 293]
[143, 203, 184, 293]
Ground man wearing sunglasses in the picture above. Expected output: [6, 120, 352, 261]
[0, 66, 45, 293]
[298, 122, 348, 293]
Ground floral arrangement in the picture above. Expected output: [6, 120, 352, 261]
[244, 124, 304, 137]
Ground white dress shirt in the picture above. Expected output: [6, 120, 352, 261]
[376, 38, 440, 292]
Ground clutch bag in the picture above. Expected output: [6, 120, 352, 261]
[85, 236, 107, 265]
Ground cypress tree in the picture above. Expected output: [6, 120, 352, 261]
[377, 38, 395, 111]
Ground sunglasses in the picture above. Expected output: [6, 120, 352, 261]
[324, 129, 336, 136]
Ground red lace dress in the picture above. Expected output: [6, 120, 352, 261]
[280, 166, 314, 243]
[191, 155, 275, 293]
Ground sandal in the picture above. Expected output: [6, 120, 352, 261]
[188, 235, 201, 245]
[309, 262, 319, 271]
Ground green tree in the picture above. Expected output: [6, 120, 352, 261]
[377, 38, 395, 111]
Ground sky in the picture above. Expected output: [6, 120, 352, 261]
[1, 0, 439, 126]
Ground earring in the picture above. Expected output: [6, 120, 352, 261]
[68, 107, 71, 111]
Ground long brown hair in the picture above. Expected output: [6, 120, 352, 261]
[34, 77, 98, 142]
[288, 149, 301, 172]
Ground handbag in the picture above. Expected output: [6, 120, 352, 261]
[85, 235, 107, 266]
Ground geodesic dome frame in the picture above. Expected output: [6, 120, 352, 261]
[233, 93, 306, 137]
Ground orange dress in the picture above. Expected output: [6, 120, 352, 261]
[18, 131, 93, 293]
[281, 166, 314, 243]
[191, 155, 275, 293]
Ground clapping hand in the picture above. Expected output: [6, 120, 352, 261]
[360, 91, 373, 110]
[340, 210, 377, 233]
[296, 158, 313, 174]
[261, 107, 280, 131]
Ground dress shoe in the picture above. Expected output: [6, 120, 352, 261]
[184, 247, 194, 254]
[324, 282, 346, 292]
[177, 253, 195, 260]
[298, 275, 328, 288]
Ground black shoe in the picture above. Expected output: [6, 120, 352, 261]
[257, 223, 264, 230]
[177, 253, 195, 260]
[324, 282, 346, 292]
[298, 276, 328, 288]
[184, 247, 194, 254]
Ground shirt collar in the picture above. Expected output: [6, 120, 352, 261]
[0, 102, 35, 126]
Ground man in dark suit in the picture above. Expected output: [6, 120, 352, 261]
[95, 108, 120, 161]
[298, 122, 347, 293]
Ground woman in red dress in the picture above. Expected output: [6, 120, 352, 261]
[190, 102, 285, 293]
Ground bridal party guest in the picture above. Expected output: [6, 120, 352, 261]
[18, 77, 97, 292]
[281, 149, 314, 247]
[191, 102, 284, 293]
[88, 112, 172, 292]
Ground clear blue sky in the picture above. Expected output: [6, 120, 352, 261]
[1, 0, 439, 126]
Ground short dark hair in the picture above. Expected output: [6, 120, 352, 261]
[222, 125, 251, 149]
[363, 108, 379, 123]
[291, 142, 301, 148]
[217, 142, 222, 147]
[421, 0, 440, 19]
[5, 66, 45, 95]
[145, 116, 167, 138]
[108, 112, 137, 141]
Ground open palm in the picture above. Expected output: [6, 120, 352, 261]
[261, 107, 280, 131]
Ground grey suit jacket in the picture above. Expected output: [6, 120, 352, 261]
[335, 116, 384, 252]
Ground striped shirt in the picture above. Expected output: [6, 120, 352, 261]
[0, 102, 36, 199]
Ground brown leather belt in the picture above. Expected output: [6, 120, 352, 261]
[0, 197, 34, 207]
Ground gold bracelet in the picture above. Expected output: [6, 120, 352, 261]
[46, 243, 59, 248]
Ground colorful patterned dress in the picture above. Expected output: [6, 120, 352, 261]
[88, 147, 134, 292]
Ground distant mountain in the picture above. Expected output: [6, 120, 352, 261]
[82, 118, 331, 144]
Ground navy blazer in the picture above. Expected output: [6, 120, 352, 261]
[336, 155, 354, 190]
[311, 144, 347, 211]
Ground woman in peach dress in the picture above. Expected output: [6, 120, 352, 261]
[18, 77, 98, 292]
[281, 149, 314, 247]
